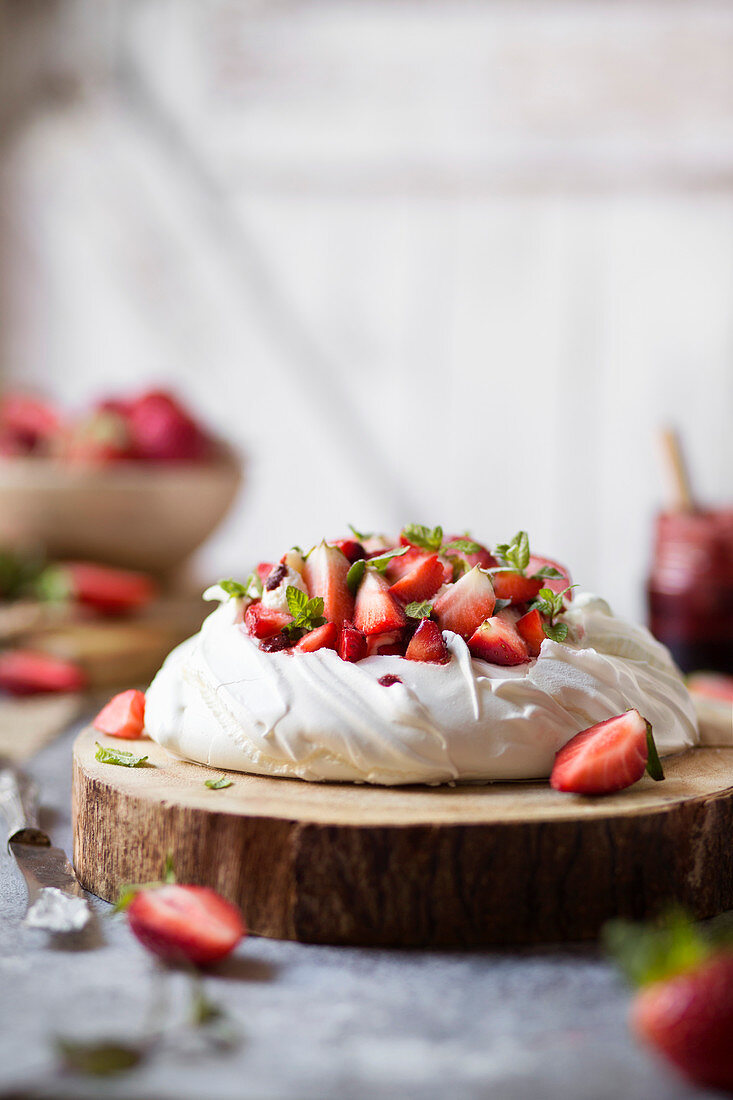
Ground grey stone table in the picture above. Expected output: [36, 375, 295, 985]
[0, 718, 724, 1100]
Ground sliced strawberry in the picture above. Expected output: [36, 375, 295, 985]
[127, 390, 210, 463]
[385, 546, 425, 582]
[354, 570, 408, 636]
[631, 951, 733, 1092]
[244, 603, 293, 639]
[444, 535, 497, 571]
[388, 553, 445, 603]
[527, 555, 572, 598]
[491, 570, 542, 604]
[126, 884, 245, 966]
[94, 689, 146, 739]
[304, 542, 354, 625]
[63, 562, 156, 615]
[432, 566, 496, 638]
[280, 548, 306, 576]
[295, 622, 338, 653]
[550, 709, 658, 795]
[365, 631, 405, 657]
[328, 538, 366, 564]
[405, 619, 450, 664]
[337, 622, 367, 663]
[516, 608, 545, 658]
[468, 615, 530, 666]
[0, 393, 59, 453]
[0, 649, 87, 695]
[256, 561, 274, 585]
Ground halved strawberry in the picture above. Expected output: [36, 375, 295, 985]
[385, 546, 426, 582]
[256, 561, 274, 585]
[126, 884, 245, 967]
[516, 608, 545, 658]
[354, 570, 407, 636]
[468, 615, 530, 666]
[304, 542, 354, 625]
[550, 709, 662, 795]
[244, 603, 293, 639]
[63, 562, 156, 615]
[295, 621, 338, 653]
[0, 649, 87, 695]
[366, 631, 405, 657]
[405, 619, 450, 664]
[527, 555, 572, 598]
[432, 566, 496, 638]
[328, 538, 365, 564]
[491, 570, 542, 604]
[93, 689, 146, 739]
[389, 553, 445, 603]
[337, 622, 367, 663]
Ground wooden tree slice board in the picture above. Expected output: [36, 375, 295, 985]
[72, 726, 733, 947]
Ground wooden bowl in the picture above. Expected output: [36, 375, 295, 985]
[0, 447, 243, 574]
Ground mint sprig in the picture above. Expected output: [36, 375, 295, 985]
[346, 547, 409, 594]
[402, 524, 443, 553]
[283, 586, 326, 637]
[404, 600, 434, 620]
[494, 531, 530, 575]
[95, 742, 148, 768]
[445, 538, 482, 555]
[218, 578, 250, 600]
[56, 1038, 146, 1077]
[528, 585, 576, 644]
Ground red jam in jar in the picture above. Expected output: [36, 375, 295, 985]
[647, 510, 733, 674]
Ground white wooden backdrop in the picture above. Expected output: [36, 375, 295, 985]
[1, 0, 732, 620]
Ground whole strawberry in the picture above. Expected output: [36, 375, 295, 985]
[606, 912, 733, 1093]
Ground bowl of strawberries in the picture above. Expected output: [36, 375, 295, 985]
[0, 389, 242, 574]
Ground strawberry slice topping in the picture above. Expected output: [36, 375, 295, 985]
[467, 614, 530, 666]
[491, 570, 543, 605]
[354, 570, 408, 636]
[244, 603, 293, 639]
[256, 562, 275, 585]
[295, 622, 338, 653]
[62, 562, 156, 615]
[126, 884, 245, 966]
[338, 622, 368, 663]
[304, 542, 354, 625]
[94, 689, 146, 739]
[405, 619, 450, 664]
[432, 566, 496, 639]
[0, 649, 87, 695]
[388, 554, 445, 603]
[516, 608, 546, 657]
[550, 709, 663, 795]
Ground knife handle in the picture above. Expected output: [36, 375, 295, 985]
[0, 763, 49, 847]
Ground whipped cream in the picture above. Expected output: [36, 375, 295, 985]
[145, 592, 699, 785]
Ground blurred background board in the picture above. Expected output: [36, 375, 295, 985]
[1, 0, 733, 622]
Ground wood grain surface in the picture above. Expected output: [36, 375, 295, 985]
[72, 725, 733, 947]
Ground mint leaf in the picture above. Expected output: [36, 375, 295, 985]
[283, 586, 326, 637]
[644, 719, 665, 782]
[348, 523, 372, 541]
[368, 547, 409, 574]
[495, 531, 530, 574]
[218, 578, 250, 599]
[35, 564, 73, 603]
[402, 524, 443, 553]
[451, 558, 469, 582]
[95, 742, 148, 768]
[404, 600, 433, 620]
[543, 622, 568, 643]
[205, 775, 233, 790]
[531, 565, 564, 579]
[56, 1038, 145, 1077]
[347, 559, 366, 595]
[445, 538, 482, 555]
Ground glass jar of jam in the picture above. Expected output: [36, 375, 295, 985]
[647, 509, 733, 674]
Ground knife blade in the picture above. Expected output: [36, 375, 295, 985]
[0, 759, 92, 933]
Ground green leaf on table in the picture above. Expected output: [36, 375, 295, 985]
[56, 1038, 146, 1077]
[205, 775, 233, 790]
[94, 742, 148, 768]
